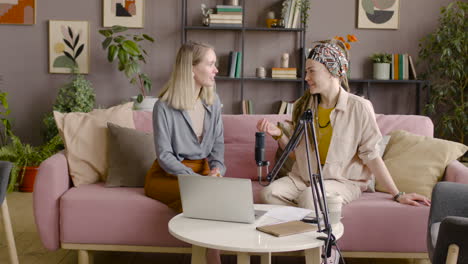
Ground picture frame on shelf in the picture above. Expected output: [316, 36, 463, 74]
[0, 0, 36, 25]
[102, 0, 144, 28]
[357, 0, 399, 29]
[49, 20, 90, 74]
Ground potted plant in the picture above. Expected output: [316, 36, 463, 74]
[0, 133, 62, 192]
[42, 72, 95, 143]
[0, 90, 12, 147]
[98, 25, 156, 111]
[419, 1, 467, 147]
[370, 53, 392, 80]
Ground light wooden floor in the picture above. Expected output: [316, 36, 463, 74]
[0, 192, 418, 264]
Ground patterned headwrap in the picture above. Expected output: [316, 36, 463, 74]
[308, 43, 349, 78]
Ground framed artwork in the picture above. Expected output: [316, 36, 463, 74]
[357, 0, 400, 29]
[103, 0, 144, 28]
[49, 20, 90, 74]
[0, 0, 35, 25]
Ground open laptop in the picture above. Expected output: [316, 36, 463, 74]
[177, 175, 265, 224]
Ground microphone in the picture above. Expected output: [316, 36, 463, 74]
[255, 132, 265, 166]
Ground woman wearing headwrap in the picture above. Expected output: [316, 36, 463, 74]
[257, 39, 430, 208]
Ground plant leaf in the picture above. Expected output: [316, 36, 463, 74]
[142, 34, 154, 42]
[108, 45, 118, 62]
[64, 51, 75, 62]
[73, 34, 80, 49]
[102, 37, 112, 50]
[122, 40, 140, 56]
[98, 29, 112, 37]
[68, 26, 74, 40]
[75, 44, 84, 59]
[63, 39, 73, 50]
[111, 25, 128, 33]
[117, 48, 128, 65]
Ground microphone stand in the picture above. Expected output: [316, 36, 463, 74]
[258, 109, 336, 263]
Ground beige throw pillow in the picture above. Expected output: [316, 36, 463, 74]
[54, 103, 135, 186]
[376, 130, 467, 198]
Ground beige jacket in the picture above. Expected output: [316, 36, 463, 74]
[288, 88, 382, 191]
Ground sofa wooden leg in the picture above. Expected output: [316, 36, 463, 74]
[78, 250, 94, 264]
[414, 258, 430, 264]
[1, 199, 19, 264]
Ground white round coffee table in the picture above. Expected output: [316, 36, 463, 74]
[168, 204, 344, 264]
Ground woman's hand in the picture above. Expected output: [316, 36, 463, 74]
[397, 193, 431, 206]
[208, 167, 222, 177]
[257, 118, 281, 137]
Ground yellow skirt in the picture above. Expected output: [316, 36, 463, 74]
[144, 159, 210, 213]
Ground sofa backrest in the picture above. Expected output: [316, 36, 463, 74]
[132, 112, 434, 181]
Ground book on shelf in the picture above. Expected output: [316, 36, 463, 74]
[272, 74, 297, 79]
[242, 100, 254, 114]
[216, 7, 243, 13]
[235, 52, 242, 78]
[209, 23, 242, 27]
[209, 19, 242, 24]
[272, 67, 297, 74]
[216, 11, 242, 15]
[227, 51, 237, 78]
[216, 5, 242, 9]
[209, 14, 242, 20]
[408, 55, 417, 80]
[278, 100, 296, 114]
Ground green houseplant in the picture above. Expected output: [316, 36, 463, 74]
[370, 53, 391, 80]
[0, 133, 62, 192]
[419, 1, 467, 146]
[98, 25, 155, 104]
[43, 72, 95, 143]
[0, 90, 12, 146]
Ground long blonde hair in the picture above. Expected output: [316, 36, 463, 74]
[159, 41, 216, 110]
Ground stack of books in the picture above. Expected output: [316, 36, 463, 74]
[209, 5, 243, 27]
[391, 54, 417, 80]
[272, 68, 297, 79]
[227, 51, 242, 78]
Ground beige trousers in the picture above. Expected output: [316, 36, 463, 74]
[261, 176, 362, 208]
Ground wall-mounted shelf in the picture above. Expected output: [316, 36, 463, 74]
[181, 0, 306, 114]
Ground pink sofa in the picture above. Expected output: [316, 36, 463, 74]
[33, 112, 468, 263]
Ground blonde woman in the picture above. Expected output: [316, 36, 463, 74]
[145, 41, 225, 212]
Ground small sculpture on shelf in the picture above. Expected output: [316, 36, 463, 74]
[280, 53, 289, 68]
[201, 4, 213, 26]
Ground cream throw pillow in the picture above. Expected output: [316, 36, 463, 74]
[376, 130, 467, 198]
[54, 102, 135, 186]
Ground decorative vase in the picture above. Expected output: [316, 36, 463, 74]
[132, 96, 158, 111]
[373, 63, 390, 80]
[202, 16, 210, 26]
[19, 166, 38, 192]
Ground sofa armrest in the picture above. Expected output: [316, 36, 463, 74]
[33, 151, 71, 251]
[443, 160, 468, 184]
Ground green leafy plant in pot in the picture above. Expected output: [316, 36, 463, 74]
[0, 133, 62, 192]
[370, 53, 391, 80]
[0, 90, 12, 147]
[99, 25, 155, 105]
[42, 72, 95, 143]
[419, 1, 467, 148]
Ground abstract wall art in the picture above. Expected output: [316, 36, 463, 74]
[357, 0, 400, 29]
[103, 0, 144, 28]
[49, 20, 90, 74]
[0, 0, 35, 25]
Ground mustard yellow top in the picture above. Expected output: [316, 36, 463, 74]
[317, 105, 334, 165]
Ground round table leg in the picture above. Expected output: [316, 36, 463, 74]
[237, 252, 250, 264]
[304, 247, 321, 264]
[191, 245, 207, 264]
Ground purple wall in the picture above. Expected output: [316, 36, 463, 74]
[0, 0, 453, 144]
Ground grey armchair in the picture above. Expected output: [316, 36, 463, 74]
[0, 161, 19, 264]
[428, 182, 468, 264]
